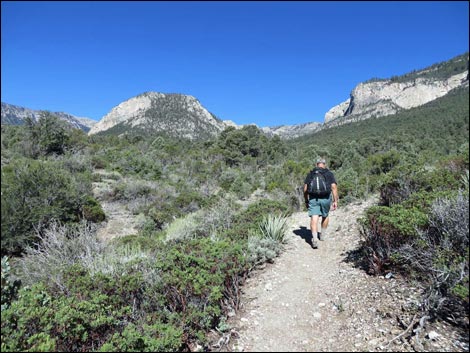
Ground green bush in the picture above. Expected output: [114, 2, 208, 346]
[0, 279, 132, 352]
[99, 321, 183, 352]
[1, 256, 20, 311]
[90, 155, 109, 169]
[111, 148, 162, 180]
[113, 179, 158, 201]
[1, 159, 90, 255]
[225, 199, 291, 240]
[398, 192, 469, 315]
[153, 238, 248, 343]
[359, 204, 428, 274]
[82, 196, 106, 222]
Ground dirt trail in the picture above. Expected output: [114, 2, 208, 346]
[223, 197, 467, 352]
[91, 170, 139, 241]
[88, 173, 467, 352]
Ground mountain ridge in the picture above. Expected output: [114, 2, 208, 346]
[1, 102, 97, 132]
[2, 52, 468, 139]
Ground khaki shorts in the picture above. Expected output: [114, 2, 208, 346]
[308, 196, 332, 217]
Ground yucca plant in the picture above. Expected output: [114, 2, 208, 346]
[258, 214, 289, 244]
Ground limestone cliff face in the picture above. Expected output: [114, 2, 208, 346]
[89, 93, 158, 134]
[324, 98, 351, 123]
[324, 71, 468, 126]
[88, 92, 227, 139]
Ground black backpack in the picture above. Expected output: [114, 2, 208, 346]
[307, 168, 331, 197]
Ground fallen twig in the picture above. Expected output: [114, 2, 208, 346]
[385, 313, 418, 349]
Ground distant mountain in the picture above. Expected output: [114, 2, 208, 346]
[88, 53, 469, 140]
[4, 53, 468, 140]
[322, 53, 469, 128]
[88, 92, 227, 139]
[261, 122, 321, 139]
[87, 92, 322, 139]
[1, 102, 97, 132]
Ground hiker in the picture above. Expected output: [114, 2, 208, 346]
[303, 158, 338, 248]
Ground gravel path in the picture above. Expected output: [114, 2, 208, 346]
[221, 197, 468, 352]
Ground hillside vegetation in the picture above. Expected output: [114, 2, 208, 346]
[1, 86, 468, 351]
[365, 52, 468, 83]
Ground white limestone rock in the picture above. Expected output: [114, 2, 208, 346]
[324, 71, 468, 125]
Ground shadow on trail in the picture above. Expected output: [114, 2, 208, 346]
[341, 246, 370, 273]
[293, 226, 316, 249]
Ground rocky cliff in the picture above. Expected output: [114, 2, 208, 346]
[88, 92, 227, 139]
[323, 54, 469, 127]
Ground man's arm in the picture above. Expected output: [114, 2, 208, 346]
[303, 183, 309, 208]
[331, 183, 338, 210]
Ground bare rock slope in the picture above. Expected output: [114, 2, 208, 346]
[324, 71, 468, 127]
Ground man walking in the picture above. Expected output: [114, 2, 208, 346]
[303, 158, 338, 248]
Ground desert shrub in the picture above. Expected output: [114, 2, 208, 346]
[247, 235, 282, 269]
[398, 191, 469, 317]
[57, 151, 93, 174]
[153, 238, 248, 344]
[146, 203, 180, 230]
[135, 214, 162, 237]
[15, 221, 159, 289]
[1, 256, 21, 311]
[367, 149, 401, 175]
[230, 177, 254, 199]
[164, 213, 200, 242]
[14, 221, 104, 288]
[127, 195, 159, 215]
[192, 196, 239, 238]
[90, 154, 109, 169]
[359, 204, 429, 274]
[112, 178, 158, 201]
[225, 199, 290, 240]
[219, 168, 239, 191]
[111, 148, 162, 180]
[335, 167, 361, 201]
[174, 190, 210, 213]
[265, 165, 292, 193]
[0, 270, 140, 352]
[82, 196, 106, 222]
[110, 233, 163, 252]
[98, 321, 183, 352]
[379, 163, 464, 206]
[1, 158, 90, 255]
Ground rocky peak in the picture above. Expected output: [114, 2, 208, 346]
[88, 92, 227, 139]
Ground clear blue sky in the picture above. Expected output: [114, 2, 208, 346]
[1, 1, 469, 127]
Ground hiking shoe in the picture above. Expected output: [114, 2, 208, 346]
[312, 240, 318, 249]
[318, 230, 326, 241]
